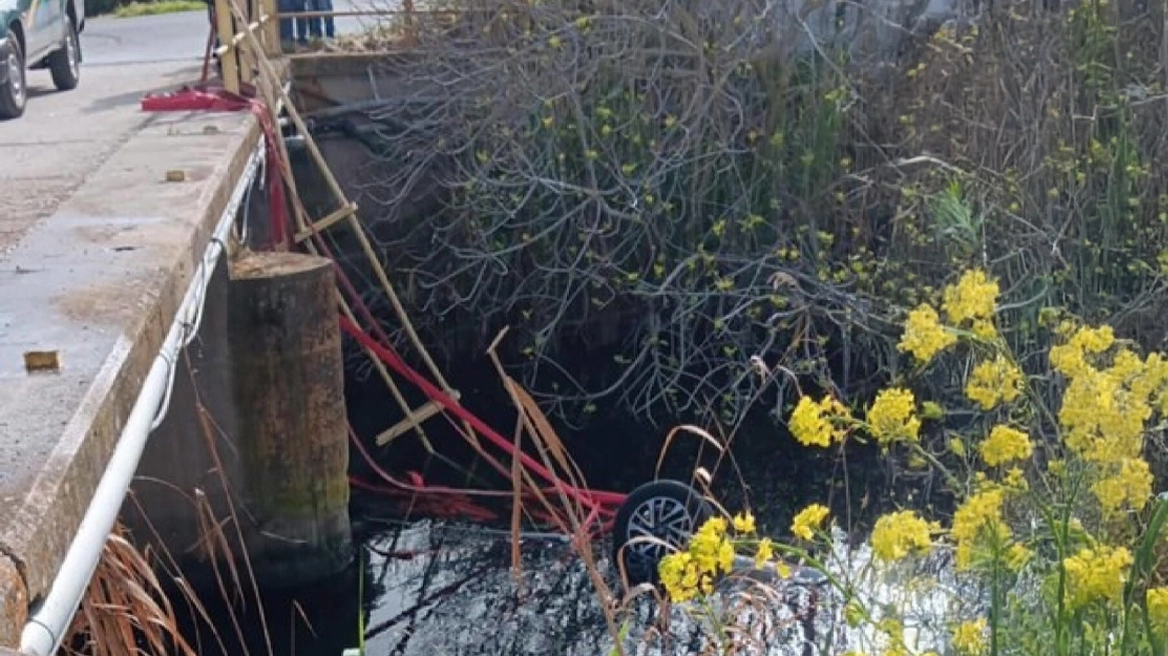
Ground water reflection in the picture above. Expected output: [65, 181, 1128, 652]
[360, 520, 616, 656]
[184, 518, 840, 656]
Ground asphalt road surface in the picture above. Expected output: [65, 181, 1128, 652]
[0, 2, 381, 255]
[0, 12, 208, 254]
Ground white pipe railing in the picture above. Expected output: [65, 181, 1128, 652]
[19, 139, 266, 656]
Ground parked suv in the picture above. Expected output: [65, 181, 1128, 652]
[0, 0, 84, 119]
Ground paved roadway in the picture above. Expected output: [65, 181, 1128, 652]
[0, 8, 271, 639]
[0, 12, 207, 255]
[0, 3, 379, 255]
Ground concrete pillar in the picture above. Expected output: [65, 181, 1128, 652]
[228, 251, 352, 585]
[123, 251, 351, 590]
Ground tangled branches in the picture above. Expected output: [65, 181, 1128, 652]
[332, 0, 921, 428]
[324, 0, 1168, 434]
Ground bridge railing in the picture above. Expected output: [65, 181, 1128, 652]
[267, 3, 473, 48]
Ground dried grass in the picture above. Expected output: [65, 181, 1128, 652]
[61, 353, 283, 656]
[60, 524, 196, 656]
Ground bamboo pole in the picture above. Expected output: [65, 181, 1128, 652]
[214, 0, 240, 94]
[225, 4, 474, 444]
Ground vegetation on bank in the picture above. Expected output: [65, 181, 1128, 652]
[331, 2, 1168, 650]
[111, 0, 205, 17]
[653, 270, 1168, 654]
[349, 0, 1168, 439]
[84, 0, 203, 18]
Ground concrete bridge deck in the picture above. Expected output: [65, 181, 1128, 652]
[0, 12, 259, 647]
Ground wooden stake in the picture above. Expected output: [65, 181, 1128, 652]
[375, 391, 462, 446]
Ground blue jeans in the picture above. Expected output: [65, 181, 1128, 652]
[278, 0, 308, 42]
[306, 0, 335, 38]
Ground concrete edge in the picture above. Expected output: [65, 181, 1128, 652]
[288, 50, 422, 76]
[0, 112, 263, 645]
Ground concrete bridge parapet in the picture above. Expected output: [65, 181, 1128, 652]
[0, 109, 262, 647]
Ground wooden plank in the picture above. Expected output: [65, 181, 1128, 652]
[294, 203, 358, 243]
[375, 391, 462, 446]
[260, 0, 280, 56]
[214, 0, 240, 94]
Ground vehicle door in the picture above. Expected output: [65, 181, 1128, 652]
[21, 0, 61, 61]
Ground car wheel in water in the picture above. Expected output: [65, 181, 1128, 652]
[0, 28, 26, 119]
[611, 479, 712, 587]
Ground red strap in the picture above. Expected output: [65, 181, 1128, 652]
[140, 86, 250, 112]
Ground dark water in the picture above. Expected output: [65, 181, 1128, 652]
[174, 353, 886, 656]
[178, 517, 837, 656]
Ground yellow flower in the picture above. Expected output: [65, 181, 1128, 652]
[965, 355, 1024, 410]
[689, 516, 735, 575]
[1063, 545, 1132, 609]
[979, 425, 1032, 467]
[775, 560, 791, 578]
[951, 618, 987, 655]
[971, 318, 998, 340]
[942, 269, 999, 325]
[1049, 324, 1115, 379]
[949, 437, 967, 457]
[788, 395, 852, 448]
[1002, 467, 1029, 493]
[921, 400, 945, 420]
[865, 388, 921, 446]
[951, 489, 1009, 570]
[658, 514, 740, 602]
[870, 510, 935, 562]
[791, 503, 830, 540]
[1091, 457, 1153, 513]
[658, 552, 702, 602]
[1147, 587, 1168, 627]
[898, 304, 957, 364]
[732, 512, 757, 534]
[1004, 543, 1032, 571]
[1057, 346, 1154, 476]
[754, 537, 774, 568]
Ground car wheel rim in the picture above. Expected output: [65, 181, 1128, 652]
[67, 31, 78, 77]
[7, 52, 21, 105]
[623, 495, 696, 567]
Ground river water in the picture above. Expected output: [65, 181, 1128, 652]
[183, 513, 968, 656]
[177, 366, 915, 656]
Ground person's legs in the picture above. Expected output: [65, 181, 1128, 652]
[277, 0, 296, 42]
[318, 0, 335, 38]
[305, 0, 323, 39]
[293, 0, 309, 44]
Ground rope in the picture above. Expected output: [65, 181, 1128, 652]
[339, 317, 626, 511]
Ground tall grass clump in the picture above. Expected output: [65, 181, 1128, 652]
[61, 523, 197, 656]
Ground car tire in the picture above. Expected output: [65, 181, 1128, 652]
[611, 479, 713, 587]
[49, 16, 80, 91]
[0, 28, 26, 119]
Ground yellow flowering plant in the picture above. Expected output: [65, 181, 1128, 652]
[653, 267, 1168, 656]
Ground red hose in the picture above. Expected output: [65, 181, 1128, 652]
[339, 317, 627, 509]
